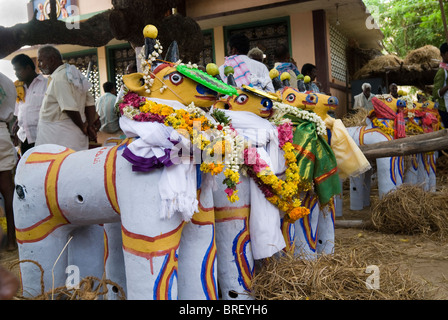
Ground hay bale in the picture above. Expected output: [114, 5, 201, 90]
[251, 243, 433, 300]
[404, 45, 441, 67]
[354, 55, 404, 79]
[341, 108, 369, 127]
[369, 184, 448, 237]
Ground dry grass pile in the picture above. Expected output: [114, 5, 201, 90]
[251, 241, 434, 300]
[404, 45, 441, 67]
[437, 152, 448, 185]
[369, 184, 448, 237]
[354, 55, 403, 79]
[341, 108, 369, 127]
[7, 259, 126, 300]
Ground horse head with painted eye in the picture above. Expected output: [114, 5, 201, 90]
[211, 66, 282, 117]
[375, 95, 408, 113]
[213, 85, 282, 118]
[276, 86, 339, 122]
[414, 100, 438, 112]
[121, 36, 236, 109]
[122, 63, 237, 108]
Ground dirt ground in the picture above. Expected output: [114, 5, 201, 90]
[2, 158, 448, 300]
[335, 179, 448, 300]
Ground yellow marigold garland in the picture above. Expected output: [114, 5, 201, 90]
[118, 91, 312, 216]
[372, 118, 394, 136]
[245, 141, 311, 222]
[405, 118, 424, 134]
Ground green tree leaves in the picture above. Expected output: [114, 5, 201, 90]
[364, 0, 447, 57]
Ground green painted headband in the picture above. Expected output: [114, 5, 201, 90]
[176, 64, 238, 96]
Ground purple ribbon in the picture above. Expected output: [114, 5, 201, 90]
[122, 147, 174, 172]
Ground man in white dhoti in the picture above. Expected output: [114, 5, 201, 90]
[35, 45, 97, 151]
[0, 72, 18, 251]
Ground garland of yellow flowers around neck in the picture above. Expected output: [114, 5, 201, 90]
[267, 102, 328, 221]
[117, 94, 313, 222]
[372, 118, 394, 136]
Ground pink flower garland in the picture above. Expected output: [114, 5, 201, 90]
[119, 92, 146, 113]
[133, 112, 166, 123]
[244, 147, 268, 172]
[277, 121, 293, 148]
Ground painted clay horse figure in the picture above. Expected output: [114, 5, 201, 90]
[274, 80, 370, 257]
[13, 26, 237, 300]
[211, 77, 286, 299]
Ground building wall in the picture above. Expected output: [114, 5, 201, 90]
[186, 0, 287, 18]
[77, 0, 111, 15]
[213, 27, 226, 66]
[290, 11, 315, 72]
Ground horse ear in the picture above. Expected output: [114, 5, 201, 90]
[164, 40, 180, 63]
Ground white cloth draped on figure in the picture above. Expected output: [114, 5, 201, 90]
[119, 97, 198, 222]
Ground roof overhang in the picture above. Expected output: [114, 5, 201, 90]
[188, 0, 383, 50]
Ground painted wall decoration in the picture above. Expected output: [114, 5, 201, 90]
[32, 0, 76, 21]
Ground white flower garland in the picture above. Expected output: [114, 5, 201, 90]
[181, 62, 198, 69]
[185, 102, 207, 117]
[138, 41, 164, 94]
[270, 101, 327, 136]
[402, 95, 416, 118]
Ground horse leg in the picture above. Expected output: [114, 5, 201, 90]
[429, 152, 438, 192]
[15, 224, 75, 298]
[213, 175, 254, 300]
[293, 192, 320, 259]
[404, 154, 419, 185]
[363, 169, 372, 207]
[178, 181, 218, 300]
[334, 178, 344, 217]
[376, 156, 403, 199]
[67, 224, 105, 285]
[117, 167, 185, 300]
[315, 199, 336, 255]
[103, 222, 127, 299]
[349, 173, 366, 210]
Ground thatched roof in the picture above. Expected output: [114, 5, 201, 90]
[353, 45, 441, 89]
[404, 45, 441, 66]
[353, 54, 404, 79]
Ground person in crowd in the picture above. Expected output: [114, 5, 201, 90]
[0, 72, 18, 251]
[247, 47, 265, 63]
[95, 81, 123, 145]
[0, 228, 19, 300]
[389, 83, 399, 99]
[126, 61, 137, 75]
[301, 63, 320, 93]
[11, 54, 47, 155]
[219, 33, 274, 92]
[433, 42, 448, 128]
[353, 82, 375, 111]
[274, 44, 300, 89]
[35, 45, 97, 151]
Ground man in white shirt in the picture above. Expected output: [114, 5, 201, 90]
[35, 45, 97, 151]
[11, 54, 47, 155]
[219, 33, 275, 92]
[353, 83, 375, 111]
[0, 72, 18, 250]
[95, 81, 123, 145]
